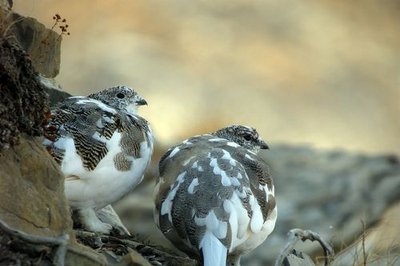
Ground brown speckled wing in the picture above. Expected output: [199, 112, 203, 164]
[241, 153, 275, 221]
[44, 97, 122, 170]
[114, 114, 152, 171]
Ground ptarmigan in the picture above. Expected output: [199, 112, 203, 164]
[154, 125, 276, 266]
[43, 85, 153, 234]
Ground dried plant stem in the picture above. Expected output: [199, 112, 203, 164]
[361, 220, 367, 266]
[275, 228, 335, 266]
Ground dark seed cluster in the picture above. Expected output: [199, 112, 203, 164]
[51, 13, 70, 37]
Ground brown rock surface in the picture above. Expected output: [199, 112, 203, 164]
[0, 0, 11, 9]
[0, 6, 61, 78]
[0, 10, 109, 265]
[0, 136, 71, 236]
[0, 5, 68, 237]
[0, 35, 47, 149]
[0, 135, 109, 265]
[9, 12, 61, 78]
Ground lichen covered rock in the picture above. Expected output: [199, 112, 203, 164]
[0, 37, 47, 150]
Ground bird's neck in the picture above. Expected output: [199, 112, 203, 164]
[125, 104, 139, 115]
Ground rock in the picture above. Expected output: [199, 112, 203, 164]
[0, 136, 71, 235]
[39, 75, 72, 106]
[0, 16, 67, 235]
[0, 133, 109, 265]
[0, 18, 111, 266]
[118, 250, 152, 266]
[2, 8, 61, 78]
[0, 0, 12, 9]
[0, 35, 48, 149]
[66, 244, 108, 266]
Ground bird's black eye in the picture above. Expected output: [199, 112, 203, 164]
[244, 134, 252, 141]
[116, 93, 125, 99]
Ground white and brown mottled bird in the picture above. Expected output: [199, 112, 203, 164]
[154, 125, 277, 266]
[43, 85, 153, 234]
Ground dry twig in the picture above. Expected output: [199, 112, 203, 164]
[275, 228, 335, 266]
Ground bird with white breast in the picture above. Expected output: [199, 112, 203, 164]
[43, 85, 153, 234]
[154, 125, 276, 266]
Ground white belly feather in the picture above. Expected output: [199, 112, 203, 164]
[60, 131, 152, 209]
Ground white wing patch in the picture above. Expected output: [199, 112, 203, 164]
[200, 231, 227, 266]
[57, 137, 86, 177]
[208, 138, 224, 142]
[249, 195, 264, 233]
[188, 178, 199, 194]
[168, 147, 180, 158]
[161, 171, 187, 222]
[226, 142, 240, 148]
[195, 210, 228, 239]
[231, 177, 240, 187]
[210, 158, 231, 186]
[91, 131, 108, 143]
[245, 154, 255, 161]
[224, 193, 250, 242]
[182, 139, 193, 145]
[237, 172, 243, 179]
[95, 118, 103, 128]
[76, 98, 117, 114]
[221, 150, 237, 166]
[183, 156, 196, 166]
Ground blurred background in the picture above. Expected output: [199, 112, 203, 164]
[14, 0, 400, 155]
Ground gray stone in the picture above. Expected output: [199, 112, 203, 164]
[40, 75, 72, 106]
[9, 11, 61, 77]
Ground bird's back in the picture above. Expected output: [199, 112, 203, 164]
[155, 135, 276, 264]
[44, 96, 153, 209]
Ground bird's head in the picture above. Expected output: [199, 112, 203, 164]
[88, 85, 147, 114]
[213, 125, 269, 153]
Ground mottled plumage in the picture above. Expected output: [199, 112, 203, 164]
[44, 86, 153, 234]
[154, 125, 276, 266]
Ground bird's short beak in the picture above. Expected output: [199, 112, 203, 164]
[259, 140, 269, 149]
[136, 99, 148, 106]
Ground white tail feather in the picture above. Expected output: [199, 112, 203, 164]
[200, 231, 227, 266]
